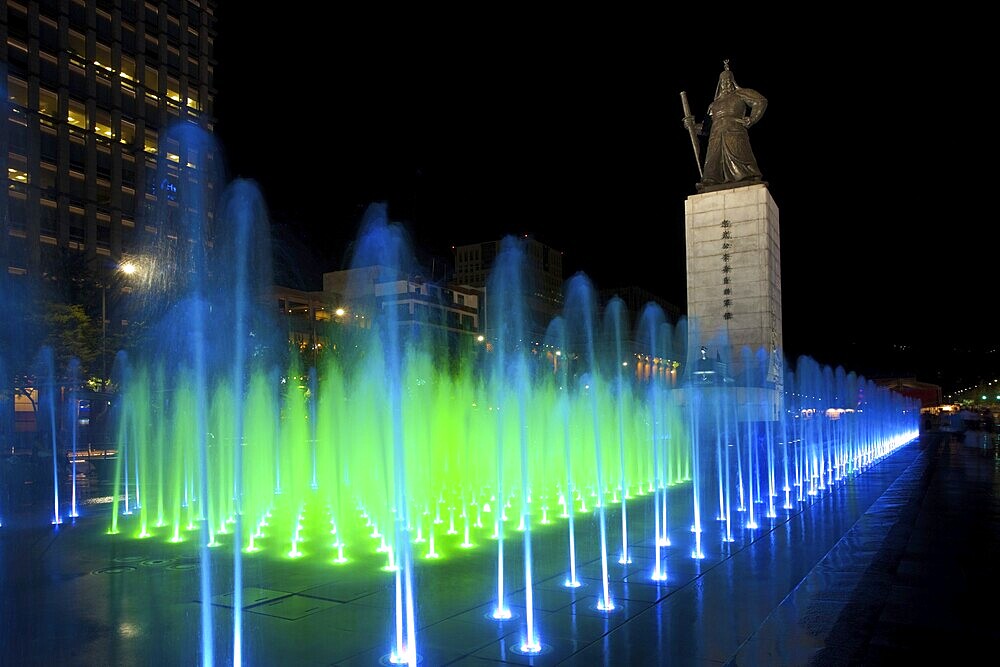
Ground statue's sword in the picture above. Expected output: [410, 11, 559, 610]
[680, 91, 703, 179]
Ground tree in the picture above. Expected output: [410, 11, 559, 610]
[36, 302, 101, 379]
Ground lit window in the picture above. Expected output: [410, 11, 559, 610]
[166, 76, 181, 103]
[39, 88, 59, 117]
[186, 88, 201, 111]
[121, 120, 136, 146]
[68, 98, 88, 129]
[121, 55, 136, 81]
[95, 108, 113, 138]
[95, 42, 113, 72]
[7, 154, 29, 184]
[144, 127, 158, 154]
[7, 75, 28, 107]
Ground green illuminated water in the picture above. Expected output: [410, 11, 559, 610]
[108, 343, 691, 567]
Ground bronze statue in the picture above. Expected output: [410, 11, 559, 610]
[681, 61, 767, 192]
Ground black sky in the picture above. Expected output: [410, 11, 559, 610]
[210, 14, 993, 391]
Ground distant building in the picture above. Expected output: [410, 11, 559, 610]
[599, 285, 681, 325]
[874, 377, 943, 408]
[275, 268, 483, 358]
[453, 236, 562, 342]
[597, 285, 683, 386]
[325, 265, 484, 336]
[372, 275, 482, 338]
[274, 284, 332, 354]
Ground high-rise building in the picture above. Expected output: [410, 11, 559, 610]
[2, 0, 217, 279]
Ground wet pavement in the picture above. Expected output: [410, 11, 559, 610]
[1, 429, 996, 665]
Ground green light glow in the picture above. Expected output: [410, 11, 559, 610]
[100, 326, 904, 586]
[107, 340, 700, 577]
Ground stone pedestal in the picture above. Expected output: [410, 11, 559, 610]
[684, 182, 782, 402]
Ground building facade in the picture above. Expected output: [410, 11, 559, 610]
[274, 270, 483, 366]
[453, 236, 562, 343]
[274, 283, 332, 354]
[2, 0, 217, 280]
[322, 267, 481, 338]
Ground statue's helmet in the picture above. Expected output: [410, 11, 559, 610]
[714, 60, 738, 97]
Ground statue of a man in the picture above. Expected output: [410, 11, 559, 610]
[683, 61, 767, 191]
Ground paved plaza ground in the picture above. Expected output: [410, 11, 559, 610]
[1, 429, 996, 665]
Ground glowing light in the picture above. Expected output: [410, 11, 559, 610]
[87, 256, 920, 652]
[387, 650, 414, 665]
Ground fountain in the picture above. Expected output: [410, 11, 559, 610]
[0, 122, 921, 665]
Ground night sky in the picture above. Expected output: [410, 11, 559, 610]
[210, 15, 992, 391]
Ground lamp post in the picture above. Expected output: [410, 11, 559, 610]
[101, 283, 106, 391]
[100, 260, 138, 391]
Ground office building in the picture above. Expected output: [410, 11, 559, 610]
[2, 0, 217, 280]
